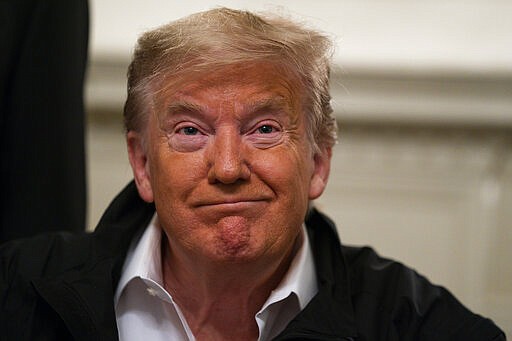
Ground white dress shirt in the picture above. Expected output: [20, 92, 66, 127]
[115, 215, 318, 341]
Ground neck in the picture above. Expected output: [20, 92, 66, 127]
[161, 231, 303, 341]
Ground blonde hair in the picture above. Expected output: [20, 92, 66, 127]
[124, 7, 337, 150]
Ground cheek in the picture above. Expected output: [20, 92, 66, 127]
[255, 145, 313, 197]
[149, 147, 207, 201]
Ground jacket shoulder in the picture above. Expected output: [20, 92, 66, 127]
[340, 245, 505, 340]
[0, 231, 93, 287]
[0, 232, 93, 339]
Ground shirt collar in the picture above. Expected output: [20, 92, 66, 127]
[115, 214, 162, 304]
[115, 215, 317, 310]
[259, 224, 317, 311]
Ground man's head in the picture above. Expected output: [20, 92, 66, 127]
[124, 7, 337, 152]
[126, 8, 336, 266]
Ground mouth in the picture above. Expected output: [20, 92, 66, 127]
[192, 192, 274, 211]
[195, 198, 269, 208]
[191, 195, 272, 218]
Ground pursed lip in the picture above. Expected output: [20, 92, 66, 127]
[192, 197, 272, 208]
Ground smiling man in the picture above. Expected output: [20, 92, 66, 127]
[0, 7, 505, 341]
[121, 18, 333, 339]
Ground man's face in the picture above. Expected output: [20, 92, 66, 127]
[128, 63, 331, 265]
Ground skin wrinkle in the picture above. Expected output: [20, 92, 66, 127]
[148, 60, 305, 135]
[161, 100, 293, 153]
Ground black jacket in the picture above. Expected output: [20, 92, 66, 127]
[0, 182, 505, 340]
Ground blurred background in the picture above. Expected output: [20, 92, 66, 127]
[85, 0, 512, 333]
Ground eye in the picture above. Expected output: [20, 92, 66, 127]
[246, 121, 283, 149]
[257, 125, 274, 134]
[179, 126, 200, 135]
[169, 124, 208, 152]
[252, 121, 281, 135]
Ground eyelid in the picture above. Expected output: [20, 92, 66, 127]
[173, 120, 208, 135]
[248, 120, 282, 134]
[167, 120, 209, 152]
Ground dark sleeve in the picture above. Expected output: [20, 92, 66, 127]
[344, 246, 506, 340]
[0, 0, 89, 243]
[393, 276, 506, 340]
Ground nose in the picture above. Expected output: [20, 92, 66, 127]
[207, 129, 250, 184]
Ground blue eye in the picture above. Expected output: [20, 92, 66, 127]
[257, 125, 274, 134]
[181, 126, 199, 135]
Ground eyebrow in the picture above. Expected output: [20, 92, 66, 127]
[166, 101, 204, 116]
[167, 97, 291, 116]
[244, 97, 292, 116]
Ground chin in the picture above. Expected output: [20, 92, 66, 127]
[209, 234, 259, 262]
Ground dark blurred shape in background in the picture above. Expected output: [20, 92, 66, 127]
[0, 0, 89, 243]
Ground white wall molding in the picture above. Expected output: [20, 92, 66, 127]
[85, 57, 130, 112]
[331, 68, 512, 127]
[86, 57, 512, 128]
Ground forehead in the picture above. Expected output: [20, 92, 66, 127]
[153, 62, 304, 115]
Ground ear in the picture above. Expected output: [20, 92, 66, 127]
[309, 146, 332, 200]
[127, 131, 154, 203]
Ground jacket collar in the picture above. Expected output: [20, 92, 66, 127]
[274, 208, 358, 340]
[33, 181, 155, 341]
